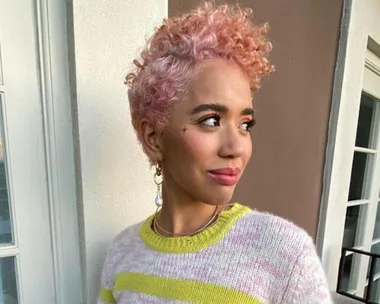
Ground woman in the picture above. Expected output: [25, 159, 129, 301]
[98, 2, 332, 303]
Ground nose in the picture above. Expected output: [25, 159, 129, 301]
[218, 124, 246, 159]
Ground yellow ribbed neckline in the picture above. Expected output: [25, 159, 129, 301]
[139, 203, 250, 253]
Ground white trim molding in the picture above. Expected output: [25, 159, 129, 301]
[318, 0, 380, 292]
[366, 48, 380, 77]
[0, 42, 3, 85]
[35, 0, 82, 303]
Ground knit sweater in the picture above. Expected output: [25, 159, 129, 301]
[97, 203, 332, 304]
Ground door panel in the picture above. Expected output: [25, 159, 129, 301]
[0, 0, 56, 302]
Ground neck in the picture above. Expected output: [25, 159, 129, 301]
[156, 183, 220, 236]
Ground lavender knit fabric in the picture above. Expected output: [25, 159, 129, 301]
[98, 204, 332, 304]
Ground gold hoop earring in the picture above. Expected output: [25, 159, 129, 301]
[154, 162, 163, 211]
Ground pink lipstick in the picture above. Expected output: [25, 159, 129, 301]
[208, 167, 241, 186]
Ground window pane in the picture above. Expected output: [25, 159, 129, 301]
[0, 103, 11, 244]
[374, 202, 380, 240]
[341, 254, 353, 292]
[371, 279, 380, 303]
[355, 92, 379, 149]
[343, 205, 367, 248]
[371, 243, 380, 277]
[0, 257, 18, 303]
[364, 278, 380, 303]
[348, 152, 374, 201]
[340, 253, 361, 293]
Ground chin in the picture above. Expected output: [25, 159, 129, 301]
[200, 188, 235, 206]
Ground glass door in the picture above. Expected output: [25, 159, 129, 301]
[0, 0, 57, 302]
[0, 105, 18, 303]
[341, 49, 380, 303]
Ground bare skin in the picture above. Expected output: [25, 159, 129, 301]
[140, 59, 254, 236]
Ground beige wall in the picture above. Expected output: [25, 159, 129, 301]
[71, 1, 167, 303]
[170, 0, 343, 238]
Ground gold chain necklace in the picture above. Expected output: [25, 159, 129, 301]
[153, 205, 220, 237]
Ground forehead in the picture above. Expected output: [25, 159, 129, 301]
[186, 59, 252, 108]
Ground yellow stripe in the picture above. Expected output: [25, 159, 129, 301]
[99, 287, 116, 303]
[114, 272, 262, 304]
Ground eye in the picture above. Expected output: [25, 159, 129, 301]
[199, 114, 221, 127]
[239, 119, 255, 132]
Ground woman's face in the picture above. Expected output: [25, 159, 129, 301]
[161, 59, 253, 206]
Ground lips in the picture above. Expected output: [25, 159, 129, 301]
[208, 167, 241, 186]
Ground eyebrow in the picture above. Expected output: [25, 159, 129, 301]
[241, 108, 254, 116]
[190, 103, 254, 117]
[190, 103, 228, 115]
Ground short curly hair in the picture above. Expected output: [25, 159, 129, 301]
[126, 1, 274, 142]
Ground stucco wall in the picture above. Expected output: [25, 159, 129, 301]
[72, 1, 167, 302]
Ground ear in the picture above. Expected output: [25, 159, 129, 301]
[139, 118, 163, 162]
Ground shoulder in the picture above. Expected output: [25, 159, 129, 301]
[246, 211, 333, 302]
[110, 221, 142, 249]
[104, 220, 144, 263]
[236, 207, 315, 255]
[99, 220, 145, 289]
[245, 208, 312, 240]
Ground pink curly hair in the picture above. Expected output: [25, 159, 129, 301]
[126, 1, 274, 143]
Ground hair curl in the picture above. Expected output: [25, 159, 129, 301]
[126, 1, 274, 142]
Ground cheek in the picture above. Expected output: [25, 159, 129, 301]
[164, 129, 217, 165]
[180, 132, 217, 164]
[243, 136, 253, 163]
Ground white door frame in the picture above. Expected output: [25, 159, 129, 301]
[317, 0, 380, 292]
[35, 0, 82, 302]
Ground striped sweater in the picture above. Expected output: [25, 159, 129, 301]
[97, 203, 332, 303]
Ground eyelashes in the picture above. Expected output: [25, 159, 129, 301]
[198, 113, 222, 127]
[241, 119, 256, 132]
[195, 113, 255, 132]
